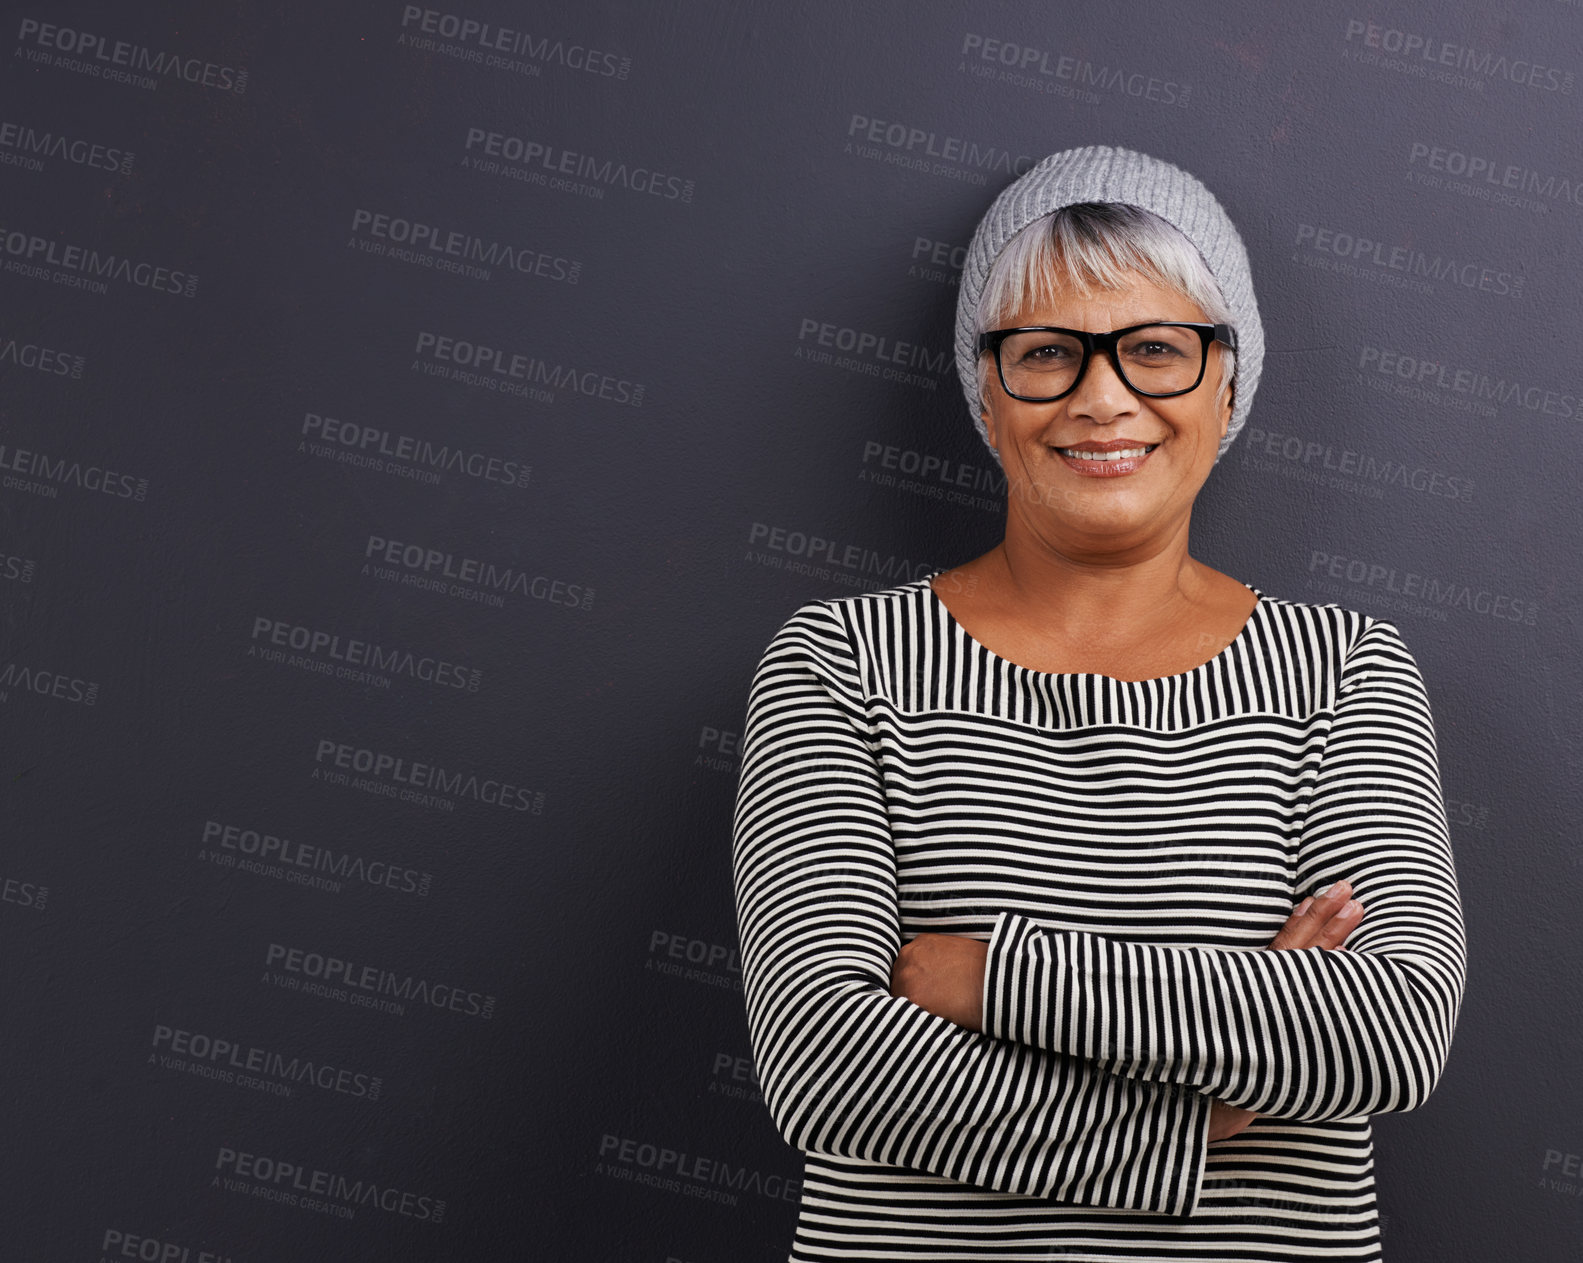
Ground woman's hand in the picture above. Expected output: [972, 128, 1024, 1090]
[1210, 881, 1366, 1141]
[889, 933, 988, 1032]
[1265, 880, 1364, 951]
[889, 882, 1367, 1037]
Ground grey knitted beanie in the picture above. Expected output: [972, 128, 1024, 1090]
[954, 145, 1263, 464]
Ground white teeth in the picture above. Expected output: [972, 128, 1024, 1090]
[1057, 445, 1154, 461]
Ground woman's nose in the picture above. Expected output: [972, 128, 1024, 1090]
[1066, 349, 1139, 422]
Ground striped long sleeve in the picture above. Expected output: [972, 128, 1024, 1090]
[982, 619, 1467, 1121]
[733, 604, 1213, 1216]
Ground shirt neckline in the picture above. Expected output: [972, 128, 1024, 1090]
[918, 567, 1266, 686]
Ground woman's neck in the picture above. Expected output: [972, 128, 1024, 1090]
[991, 519, 1209, 631]
[933, 524, 1256, 680]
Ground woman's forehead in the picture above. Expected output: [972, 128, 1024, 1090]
[1005, 272, 1208, 328]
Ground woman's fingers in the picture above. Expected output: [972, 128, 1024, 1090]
[1207, 1098, 1259, 1142]
[1266, 881, 1363, 951]
[1311, 899, 1363, 949]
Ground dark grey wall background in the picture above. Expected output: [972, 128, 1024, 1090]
[1, 2, 1578, 1259]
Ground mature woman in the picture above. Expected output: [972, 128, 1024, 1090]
[732, 146, 1465, 1262]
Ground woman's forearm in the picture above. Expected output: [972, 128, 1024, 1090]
[735, 602, 1220, 1214]
[979, 624, 1466, 1121]
[982, 904, 1460, 1119]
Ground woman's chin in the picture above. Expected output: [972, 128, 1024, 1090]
[1011, 483, 1184, 547]
[1014, 473, 1150, 515]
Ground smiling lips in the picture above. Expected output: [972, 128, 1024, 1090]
[1052, 439, 1160, 476]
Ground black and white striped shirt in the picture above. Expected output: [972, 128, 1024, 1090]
[732, 572, 1465, 1262]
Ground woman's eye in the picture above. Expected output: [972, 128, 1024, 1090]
[1024, 344, 1074, 363]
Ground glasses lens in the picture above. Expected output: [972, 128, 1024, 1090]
[998, 330, 1086, 399]
[1115, 325, 1204, 394]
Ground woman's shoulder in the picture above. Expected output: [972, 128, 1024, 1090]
[1251, 587, 1400, 637]
[1251, 587, 1373, 637]
[1245, 589, 1419, 680]
[755, 574, 937, 667]
[773, 572, 936, 627]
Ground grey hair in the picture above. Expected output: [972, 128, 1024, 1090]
[973, 202, 1236, 412]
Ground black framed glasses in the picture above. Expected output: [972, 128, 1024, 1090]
[977, 322, 1237, 403]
